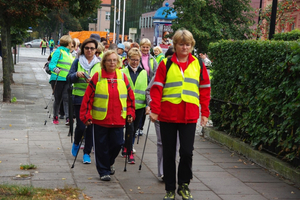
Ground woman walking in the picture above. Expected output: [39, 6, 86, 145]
[67, 38, 101, 164]
[49, 35, 74, 125]
[80, 50, 135, 181]
[150, 29, 211, 200]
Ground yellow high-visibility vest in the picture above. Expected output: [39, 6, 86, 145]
[161, 56, 200, 106]
[92, 69, 127, 120]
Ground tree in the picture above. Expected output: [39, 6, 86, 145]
[254, 0, 300, 39]
[0, 0, 101, 102]
[161, 0, 255, 52]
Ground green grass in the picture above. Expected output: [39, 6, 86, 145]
[19, 164, 37, 170]
[0, 184, 83, 199]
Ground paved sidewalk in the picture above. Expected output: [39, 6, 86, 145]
[0, 48, 300, 200]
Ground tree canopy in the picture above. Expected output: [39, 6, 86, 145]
[161, 0, 255, 52]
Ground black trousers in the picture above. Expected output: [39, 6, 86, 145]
[160, 122, 196, 191]
[74, 105, 93, 155]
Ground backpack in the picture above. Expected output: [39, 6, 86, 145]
[165, 56, 203, 80]
[43, 51, 62, 75]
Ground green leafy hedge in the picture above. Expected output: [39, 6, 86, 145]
[208, 40, 300, 165]
[273, 29, 300, 41]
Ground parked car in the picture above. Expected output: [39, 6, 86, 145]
[24, 39, 42, 48]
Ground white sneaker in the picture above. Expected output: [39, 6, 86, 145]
[132, 148, 136, 154]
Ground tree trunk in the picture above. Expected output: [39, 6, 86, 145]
[1, 23, 11, 102]
[7, 29, 15, 78]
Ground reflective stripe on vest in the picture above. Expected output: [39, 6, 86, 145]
[121, 67, 147, 109]
[161, 56, 200, 106]
[92, 69, 127, 120]
[52, 51, 73, 78]
[72, 62, 101, 96]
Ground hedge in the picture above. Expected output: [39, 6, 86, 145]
[208, 40, 300, 166]
[273, 29, 300, 41]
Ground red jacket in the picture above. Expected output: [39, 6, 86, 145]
[150, 53, 211, 123]
[80, 68, 135, 127]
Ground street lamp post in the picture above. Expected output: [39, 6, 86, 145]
[269, 0, 278, 40]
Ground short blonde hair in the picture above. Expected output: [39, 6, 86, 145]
[123, 41, 131, 50]
[60, 35, 73, 47]
[172, 29, 195, 52]
[101, 50, 121, 70]
[128, 47, 141, 58]
[97, 42, 105, 53]
[153, 46, 163, 54]
[140, 38, 151, 47]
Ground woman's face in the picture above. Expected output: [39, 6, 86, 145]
[141, 44, 150, 55]
[154, 49, 159, 56]
[128, 55, 140, 68]
[175, 42, 191, 58]
[104, 53, 118, 73]
[83, 42, 96, 60]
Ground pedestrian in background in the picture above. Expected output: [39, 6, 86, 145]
[40, 38, 47, 55]
[121, 47, 150, 163]
[153, 46, 165, 64]
[80, 50, 135, 181]
[49, 37, 55, 54]
[150, 29, 211, 200]
[49, 35, 74, 125]
[137, 38, 158, 136]
[67, 38, 101, 164]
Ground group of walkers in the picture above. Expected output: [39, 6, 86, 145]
[47, 29, 211, 200]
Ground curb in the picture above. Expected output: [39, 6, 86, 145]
[204, 127, 300, 186]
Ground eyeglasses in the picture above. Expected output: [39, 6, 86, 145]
[105, 59, 118, 63]
[130, 59, 140, 62]
[84, 47, 96, 51]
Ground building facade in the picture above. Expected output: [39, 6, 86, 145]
[89, 0, 111, 32]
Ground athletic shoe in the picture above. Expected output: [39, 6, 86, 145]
[65, 118, 69, 126]
[177, 183, 193, 200]
[100, 175, 111, 181]
[138, 129, 144, 136]
[83, 154, 91, 164]
[163, 191, 175, 200]
[71, 143, 79, 157]
[132, 148, 136, 154]
[53, 116, 59, 125]
[120, 147, 127, 158]
[59, 115, 65, 119]
[110, 165, 115, 175]
[128, 152, 135, 164]
[135, 129, 139, 137]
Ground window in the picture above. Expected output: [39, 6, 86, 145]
[105, 12, 110, 20]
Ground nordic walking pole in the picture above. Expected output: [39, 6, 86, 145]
[124, 115, 133, 172]
[71, 126, 87, 168]
[139, 117, 151, 170]
[44, 74, 59, 125]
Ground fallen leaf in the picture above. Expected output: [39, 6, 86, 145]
[243, 162, 247, 165]
[234, 166, 238, 168]
[230, 153, 234, 157]
[137, 187, 141, 190]
[62, 178, 66, 180]
[9, 110, 11, 112]
[0, 161, 2, 163]
[139, 191, 144, 194]
[129, 189, 133, 191]
[13, 138, 18, 141]
[54, 188, 58, 191]
[35, 171, 39, 173]
[16, 175, 21, 177]
[9, 124, 12, 127]
[57, 148, 60, 150]
[238, 159, 242, 162]
[88, 177, 92, 180]
[291, 191, 294, 194]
